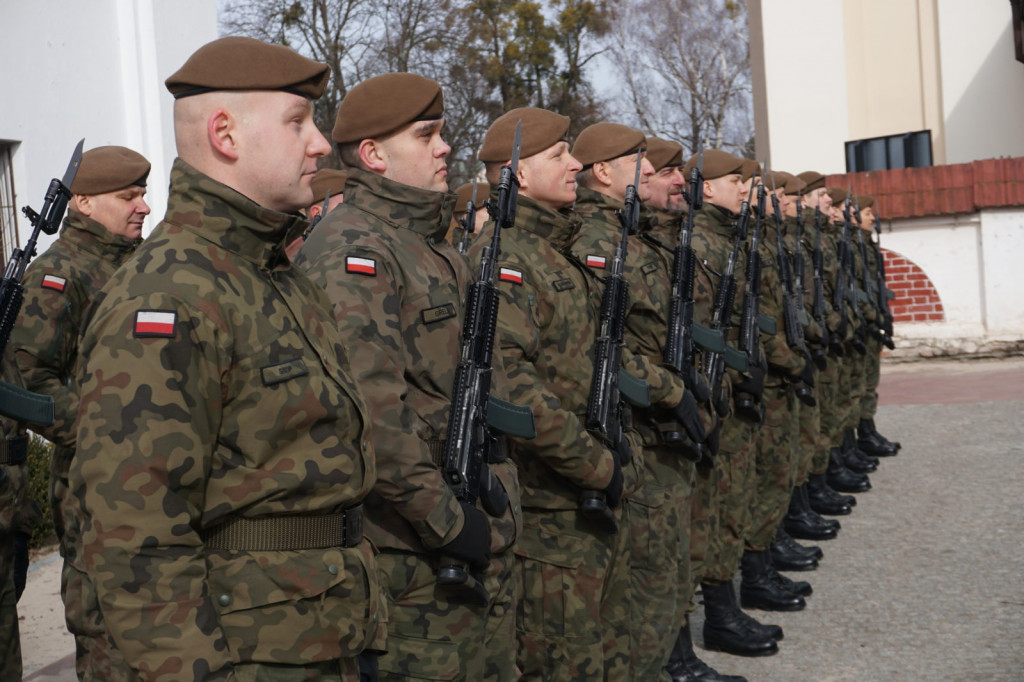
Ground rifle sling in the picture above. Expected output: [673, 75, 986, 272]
[0, 434, 27, 465]
[0, 381, 55, 426]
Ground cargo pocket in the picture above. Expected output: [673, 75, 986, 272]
[376, 633, 460, 681]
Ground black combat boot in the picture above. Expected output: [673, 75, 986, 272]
[770, 526, 819, 571]
[784, 485, 839, 540]
[807, 472, 855, 515]
[701, 581, 780, 657]
[827, 447, 871, 493]
[858, 417, 900, 455]
[842, 429, 878, 473]
[740, 550, 807, 611]
[666, 617, 748, 682]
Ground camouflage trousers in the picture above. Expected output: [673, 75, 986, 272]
[704, 415, 758, 582]
[796, 370, 824, 481]
[819, 351, 845, 448]
[1, 469, 22, 682]
[841, 344, 868, 434]
[746, 382, 799, 552]
[688, 458, 721, 597]
[63, 562, 135, 681]
[375, 548, 517, 682]
[860, 336, 883, 419]
[515, 505, 631, 682]
[231, 659, 359, 681]
[628, 444, 694, 681]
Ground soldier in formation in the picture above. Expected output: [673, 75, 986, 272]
[3, 34, 903, 682]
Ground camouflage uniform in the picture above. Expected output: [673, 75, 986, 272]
[860, 236, 885, 421]
[470, 194, 632, 682]
[572, 189, 695, 680]
[691, 204, 759, 584]
[296, 168, 521, 682]
[747, 216, 805, 553]
[10, 210, 139, 676]
[817, 215, 849, 449]
[69, 159, 385, 681]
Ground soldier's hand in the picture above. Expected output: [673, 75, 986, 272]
[442, 503, 491, 572]
[614, 432, 632, 466]
[673, 390, 706, 444]
[604, 457, 624, 509]
[735, 364, 765, 400]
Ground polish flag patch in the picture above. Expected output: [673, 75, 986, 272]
[133, 310, 177, 338]
[346, 256, 377, 276]
[586, 255, 607, 269]
[499, 267, 523, 285]
[41, 275, 67, 292]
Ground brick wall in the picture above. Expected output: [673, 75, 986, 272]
[882, 248, 945, 323]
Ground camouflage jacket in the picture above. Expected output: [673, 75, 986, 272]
[825, 216, 859, 343]
[691, 204, 751, 364]
[70, 159, 384, 679]
[296, 168, 520, 556]
[470, 195, 617, 510]
[758, 216, 807, 380]
[0, 351, 30, 539]
[785, 213, 826, 344]
[804, 208, 848, 339]
[12, 211, 139, 451]
[570, 189, 685, 447]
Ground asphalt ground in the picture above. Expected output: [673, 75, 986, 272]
[18, 356, 1024, 681]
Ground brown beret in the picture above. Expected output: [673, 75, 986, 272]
[70, 146, 150, 195]
[797, 171, 826, 192]
[310, 169, 347, 205]
[572, 123, 646, 168]
[333, 73, 443, 144]
[646, 137, 683, 172]
[454, 181, 490, 213]
[683, 149, 746, 180]
[741, 159, 761, 181]
[857, 195, 875, 209]
[165, 37, 329, 100]
[765, 170, 792, 191]
[479, 107, 570, 163]
[782, 174, 807, 196]
[826, 187, 848, 206]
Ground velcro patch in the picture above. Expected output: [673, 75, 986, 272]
[133, 310, 176, 338]
[260, 358, 309, 386]
[345, 256, 376, 276]
[641, 261, 659, 275]
[41, 275, 67, 292]
[499, 267, 523, 285]
[422, 303, 457, 325]
[586, 255, 607, 269]
[553, 278, 575, 292]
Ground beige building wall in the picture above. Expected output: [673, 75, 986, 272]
[750, 0, 1024, 173]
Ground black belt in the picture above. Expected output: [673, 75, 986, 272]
[202, 505, 363, 551]
[0, 435, 28, 466]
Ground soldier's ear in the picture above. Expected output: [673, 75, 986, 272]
[358, 139, 387, 174]
[515, 160, 529, 192]
[208, 109, 240, 162]
[702, 179, 714, 200]
[71, 194, 93, 216]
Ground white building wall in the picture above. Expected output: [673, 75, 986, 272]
[977, 207, 1024, 337]
[0, 0, 218, 253]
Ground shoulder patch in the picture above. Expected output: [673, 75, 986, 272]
[553, 278, 575, 292]
[641, 261, 659, 275]
[586, 255, 607, 269]
[499, 267, 523, 285]
[345, 256, 377, 276]
[41, 275, 67, 292]
[133, 310, 177, 338]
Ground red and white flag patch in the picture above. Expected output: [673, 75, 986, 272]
[586, 255, 607, 269]
[41, 275, 67, 292]
[499, 267, 523, 285]
[345, 256, 377, 276]
[133, 310, 177, 338]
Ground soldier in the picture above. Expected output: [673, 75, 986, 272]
[853, 196, 901, 456]
[448, 180, 490, 248]
[570, 124, 707, 681]
[286, 167, 347, 259]
[472, 107, 632, 681]
[685, 150, 783, 658]
[296, 73, 521, 682]
[69, 36, 385, 681]
[10, 144, 149, 677]
[640, 137, 747, 682]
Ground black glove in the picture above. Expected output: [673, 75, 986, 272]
[795, 358, 815, 389]
[442, 503, 491, 572]
[614, 431, 633, 466]
[604, 456, 624, 509]
[357, 652, 380, 682]
[705, 422, 720, 458]
[686, 367, 711, 404]
[734, 364, 765, 401]
[672, 390, 706, 444]
[810, 346, 828, 370]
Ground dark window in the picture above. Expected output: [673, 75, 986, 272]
[845, 130, 933, 172]
[0, 142, 19, 266]
[1013, 0, 1024, 63]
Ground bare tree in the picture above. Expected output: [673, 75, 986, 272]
[606, 0, 752, 156]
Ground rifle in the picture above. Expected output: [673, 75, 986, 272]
[734, 177, 766, 421]
[0, 140, 83, 426]
[662, 148, 719, 444]
[582, 151, 644, 535]
[854, 205, 885, 344]
[703, 199, 750, 416]
[811, 206, 837, 356]
[767, 175, 816, 406]
[843, 196, 868, 355]
[873, 215, 896, 349]
[302, 189, 331, 242]
[457, 181, 480, 255]
[438, 123, 522, 604]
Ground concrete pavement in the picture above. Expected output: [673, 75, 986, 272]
[16, 356, 1024, 681]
